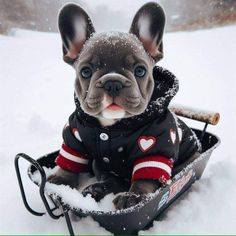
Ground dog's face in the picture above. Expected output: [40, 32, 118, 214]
[58, 3, 165, 122]
[74, 33, 155, 119]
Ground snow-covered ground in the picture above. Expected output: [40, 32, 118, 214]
[0, 25, 236, 234]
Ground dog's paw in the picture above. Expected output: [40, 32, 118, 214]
[47, 168, 78, 188]
[113, 192, 145, 210]
[82, 183, 108, 202]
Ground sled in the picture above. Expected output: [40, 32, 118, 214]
[14, 105, 220, 235]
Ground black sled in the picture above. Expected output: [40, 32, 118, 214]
[15, 105, 220, 235]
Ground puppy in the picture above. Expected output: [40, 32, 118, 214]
[48, 2, 200, 209]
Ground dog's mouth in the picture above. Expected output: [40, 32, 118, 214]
[85, 93, 143, 119]
[106, 104, 123, 110]
[102, 103, 126, 119]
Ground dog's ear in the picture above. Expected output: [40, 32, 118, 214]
[129, 2, 165, 61]
[58, 4, 95, 65]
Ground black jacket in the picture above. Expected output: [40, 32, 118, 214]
[56, 66, 201, 184]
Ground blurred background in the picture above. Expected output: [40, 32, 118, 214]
[0, 0, 236, 34]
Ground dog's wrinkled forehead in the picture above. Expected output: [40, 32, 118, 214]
[76, 32, 152, 69]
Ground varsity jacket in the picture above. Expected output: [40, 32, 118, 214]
[56, 66, 201, 184]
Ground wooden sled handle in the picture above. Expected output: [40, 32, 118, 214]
[169, 104, 220, 125]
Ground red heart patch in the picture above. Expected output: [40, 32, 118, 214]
[138, 136, 156, 152]
[170, 129, 176, 144]
[72, 128, 82, 142]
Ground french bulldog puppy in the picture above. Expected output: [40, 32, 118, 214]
[48, 2, 200, 209]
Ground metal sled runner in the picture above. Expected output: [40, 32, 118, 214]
[14, 105, 220, 235]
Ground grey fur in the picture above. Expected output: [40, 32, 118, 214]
[74, 32, 155, 119]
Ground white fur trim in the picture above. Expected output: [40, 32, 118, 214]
[102, 109, 125, 119]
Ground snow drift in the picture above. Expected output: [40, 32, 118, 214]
[0, 25, 236, 234]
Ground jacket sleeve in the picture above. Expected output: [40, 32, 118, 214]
[55, 113, 89, 173]
[128, 111, 179, 184]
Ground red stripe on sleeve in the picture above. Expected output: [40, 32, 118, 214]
[56, 154, 88, 173]
[55, 143, 89, 173]
[61, 143, 87, 160]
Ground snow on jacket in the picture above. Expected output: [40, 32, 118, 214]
[56, 66, 201, 184]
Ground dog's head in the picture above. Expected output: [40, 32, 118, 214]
[58, 2, 165, 123]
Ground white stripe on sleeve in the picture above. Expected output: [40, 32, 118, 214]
[132, 161, 172, 176]
[59, 148, 88, 165]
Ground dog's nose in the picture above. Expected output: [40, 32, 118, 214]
[104, 80, 123, 97]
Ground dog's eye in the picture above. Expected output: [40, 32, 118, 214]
[80, 67, 93, 79]
[134, 66, 146, 78]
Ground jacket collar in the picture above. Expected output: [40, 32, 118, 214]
[74, 66, 179, 131]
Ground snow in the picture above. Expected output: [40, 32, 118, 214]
[80, 31, 147, 59]
[1, 25, 236, 234]
[31, 169, 117, 212]
[45, 183, 116, 212]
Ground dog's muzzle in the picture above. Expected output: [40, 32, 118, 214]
[103, 80, 123, 97]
